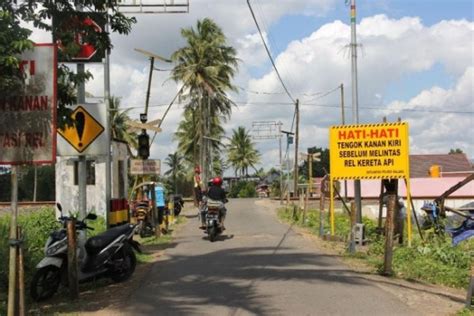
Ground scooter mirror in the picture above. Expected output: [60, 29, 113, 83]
[56, 203, 63, 212]
[86, 213, 98, 220]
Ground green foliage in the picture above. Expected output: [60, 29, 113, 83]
[238, 182, 257, 198]
[2, 1, 136, 128]
[227, 126, 260, 177]
[171, 18, 238, 169]
[277, 205, 473, 289]
[228, 180, 257, 198]
[0, 207, 58, 296]
[0, 207, 107, 311]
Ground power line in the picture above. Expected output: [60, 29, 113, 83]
[247, 0, 296, 104]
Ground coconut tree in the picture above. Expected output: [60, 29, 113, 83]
[164, 152, 185, 193]
[227, 126, 261, 178]
[109, 96, 137, 157]
[171, 18, 238, 185]
[174, 107, 226, 172]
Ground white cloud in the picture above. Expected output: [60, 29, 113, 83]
[247, 14, 474, 166]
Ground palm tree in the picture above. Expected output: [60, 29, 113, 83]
[227, 126, 261, 178]
[109, 96, 137, 157]
[174, 107, 226, 173]
[171, 18, 238, 184]
[164, 152, 185, 193]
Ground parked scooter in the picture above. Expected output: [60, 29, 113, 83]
[30, 203, 141, 301]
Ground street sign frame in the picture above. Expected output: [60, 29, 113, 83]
[0, 44, 57, 165]
[130, 159, 161, 175]
[57, 103, 108, 156]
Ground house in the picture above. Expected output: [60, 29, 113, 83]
[410, 153, 473, 178]
[337, 153, 474, 217]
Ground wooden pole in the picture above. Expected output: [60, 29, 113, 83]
[383, 193, 396, 275]
[330, 177, 335, 236]
[406, 178, 413, 247]
[67, 219, 79, 299]
[319, 182, 325, 236]
[303, 188, 308, 224]
[17, 226, 25, 316]
[466, 258, 474, 308]
[348, 201, 356, 253]
[293, 99, 299, 198]
[7, 165, 19, 316]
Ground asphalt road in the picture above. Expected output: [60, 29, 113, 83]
[121, 198, 418, 316]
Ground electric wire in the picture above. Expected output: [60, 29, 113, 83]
[247, 0, 296, 104]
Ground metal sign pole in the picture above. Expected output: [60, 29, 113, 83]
[77, 62, 87, 219]
[104, 19, 112, 228]
[7, 165, 18, 316]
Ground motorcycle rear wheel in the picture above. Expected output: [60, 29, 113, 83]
[30, 266, 61, 301]
[109, 244, 136, 282]
[209, 225, 217, 242]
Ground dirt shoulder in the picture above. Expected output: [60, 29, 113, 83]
[256, 198, 467, 316]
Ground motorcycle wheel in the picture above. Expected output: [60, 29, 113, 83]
[138, 220, 146, 238]
[109, 243, 136, 282]
[209, 225, 217, 242]
[30, 266, 61, 301]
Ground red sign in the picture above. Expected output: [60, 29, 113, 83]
[54, 13, 106, 63]
[0, 44, 57, 164]
[72, 17, 102, 61]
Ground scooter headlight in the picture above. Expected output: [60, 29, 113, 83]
[46, 239, 67, 256]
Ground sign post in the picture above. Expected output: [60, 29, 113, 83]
[329, 122, 411, 245]
[0, 44, 57, 316]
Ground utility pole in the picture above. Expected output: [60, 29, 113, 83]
[77, 60, 87, 221]
[278, 122, 283, 204]
[340, 83, 348, 202]
[293, 99, 300, 198]
[350, 0, 362, 223]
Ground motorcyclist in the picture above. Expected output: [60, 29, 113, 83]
[206, 176, 228, 230]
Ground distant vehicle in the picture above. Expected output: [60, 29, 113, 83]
[256, 184, 269, 198]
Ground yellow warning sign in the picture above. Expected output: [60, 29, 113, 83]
[329, 122, 409, 180]
[58, 106, 104, 153]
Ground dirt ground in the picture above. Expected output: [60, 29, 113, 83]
[27, 200, 469, 315]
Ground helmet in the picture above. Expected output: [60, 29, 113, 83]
[212, 177, 223, 186]
[194, 166, 201, 174]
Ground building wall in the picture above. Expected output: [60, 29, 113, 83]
[55, 141, 128, 218]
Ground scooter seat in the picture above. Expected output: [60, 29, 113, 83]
[85, 224, 134, 255]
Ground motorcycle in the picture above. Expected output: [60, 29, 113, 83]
[135, 201, 154, 237]
[203, 198, 226, 242]
[30, 203, 141, 301]
[173, 195, 185, 217]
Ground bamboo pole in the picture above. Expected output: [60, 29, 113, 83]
[17, 226, 25, 316]
[7, 165, 19, 316]
[67, 219, 79, 299]
[383, 193, 396, 275]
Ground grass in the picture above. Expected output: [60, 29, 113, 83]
[278, 205, 473, 289]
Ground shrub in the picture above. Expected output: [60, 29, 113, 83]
[0, 207, 107, 312]
[229, 180, 257, 198]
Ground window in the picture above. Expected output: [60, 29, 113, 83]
[73, 160, 96, 185]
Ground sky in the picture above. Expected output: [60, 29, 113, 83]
[29, 0, 474, 174]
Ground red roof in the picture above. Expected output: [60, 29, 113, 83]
[409, 153, 472, 178]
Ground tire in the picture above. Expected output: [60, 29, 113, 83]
[138, 220, 146, 238]
[30, 266, 61, 301]
[209, 225, 217, 242]
[109, 244, 136, 282]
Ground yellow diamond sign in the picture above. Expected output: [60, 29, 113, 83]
[58, 106, 105, 153]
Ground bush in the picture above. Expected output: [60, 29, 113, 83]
[229, 181, 257, 198]
[0, 207, 107, 313]
[277, 205, 473, 289]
